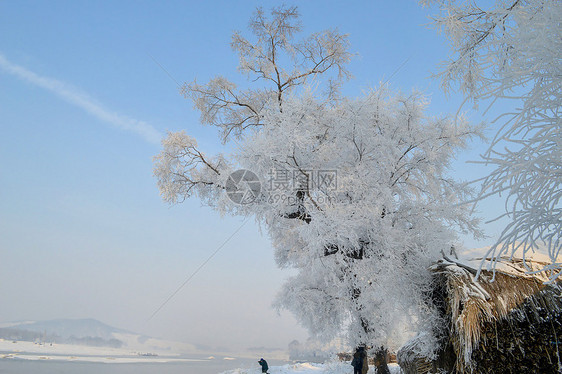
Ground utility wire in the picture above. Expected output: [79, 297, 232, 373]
[147, 52, 182, 88]
[145, 53, 255, 321]
[382, 55, 412, 87]
[146, 52, 252, 321]
[148, 216, 251, 321]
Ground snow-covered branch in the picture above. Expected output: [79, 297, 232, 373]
[427, 0, 561, 279]
[153, 131, 228, 205]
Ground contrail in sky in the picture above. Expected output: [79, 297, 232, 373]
[0, 53, 163, 145]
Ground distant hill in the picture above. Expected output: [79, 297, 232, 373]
[6, 318, 128, 340]
[0, 318, 198, 354]
[0, 318, 128, 348]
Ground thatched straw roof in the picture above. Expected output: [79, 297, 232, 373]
[430, 250, 562, 373]
[399, 248, 562, 373]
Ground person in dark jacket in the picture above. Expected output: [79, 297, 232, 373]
[351, 346, 366, 374]
[258, 357, 269, 373]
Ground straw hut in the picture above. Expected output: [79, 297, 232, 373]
[397, 249, 562, 373]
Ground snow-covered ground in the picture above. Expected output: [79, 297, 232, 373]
[220, 361, 402, 374]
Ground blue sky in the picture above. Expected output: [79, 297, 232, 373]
[0, 0, 508, 353]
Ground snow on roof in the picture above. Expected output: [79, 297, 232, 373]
[449, 245, 559, 282]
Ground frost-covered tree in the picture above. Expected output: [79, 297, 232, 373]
[182, 5, 352, 144]
[154, 6, 482, 357]
[424, 0, 562, 280]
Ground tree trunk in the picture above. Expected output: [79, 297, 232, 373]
[374, 346, 391, 374]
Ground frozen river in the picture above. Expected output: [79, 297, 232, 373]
[0, 356, 287, 374]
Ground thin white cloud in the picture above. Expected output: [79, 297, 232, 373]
[0, 53, 163, 145]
